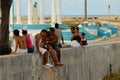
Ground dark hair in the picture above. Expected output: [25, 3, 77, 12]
[55, 23, 59, 29]
[70, 27, 79, 30]
[14, 29, 19, 36]
[82, 32, 85, 36]
[50, 27, 55, 32]
[70, 27, 75, 29]
[22, 30, 27, 35]
[41, 29, 47, 33]
[76, 27, 79, 30]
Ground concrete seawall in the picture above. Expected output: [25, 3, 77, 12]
[0, 42, 120, 80]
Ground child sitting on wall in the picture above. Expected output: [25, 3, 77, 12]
[81, 32, 88, 46]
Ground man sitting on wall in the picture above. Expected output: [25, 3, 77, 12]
[71, 27, 82, 47]
[48, 28, 62, 62]
[35, 30, 63, 68]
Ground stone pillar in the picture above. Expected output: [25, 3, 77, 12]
[57, 0, 62, 24]
[16, 0, 21, 24]
[28, 0, 32, 24]
[40, 0, 44, 24]
[51, 0, 56, 24]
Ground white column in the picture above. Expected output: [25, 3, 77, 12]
[57, 0, 62, 24]
[51, 0, 56, 24]
[16, 0, 21, 24]
[28, 0, 32, 24]
[40, 0, 44, 24]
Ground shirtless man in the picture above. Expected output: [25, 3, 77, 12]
[11, 29, 27, 54]
[49, 28, 61, 62]
[35, 30, 63, 67]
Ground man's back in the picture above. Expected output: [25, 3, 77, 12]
[15, 36, 27, 49]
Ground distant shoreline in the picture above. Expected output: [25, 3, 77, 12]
[7, 15, 119, 24]
[14, 15, 118, 17]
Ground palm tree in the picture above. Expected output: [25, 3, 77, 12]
[84, 0, 87, 21]
[0, 0, 12, 55]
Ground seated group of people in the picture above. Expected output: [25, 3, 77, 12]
[11, 24, 64, 68]
[11, 23, 88, 68]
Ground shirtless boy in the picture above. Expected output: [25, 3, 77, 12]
[11, 29, 27, 54]
[49, 28, 61, 62]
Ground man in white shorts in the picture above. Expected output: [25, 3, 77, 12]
[35, 30, 63, 68]
[35, 30, 53, 68]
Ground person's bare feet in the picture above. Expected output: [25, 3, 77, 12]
[54, 63, 64, 66]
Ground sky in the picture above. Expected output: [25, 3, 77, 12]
[13, 0, 120, 16]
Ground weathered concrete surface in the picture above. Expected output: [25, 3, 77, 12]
[0, 42, 120, 80]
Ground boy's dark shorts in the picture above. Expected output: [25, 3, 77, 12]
[50, 44, 60, 51]
[27, 47, 34, 53]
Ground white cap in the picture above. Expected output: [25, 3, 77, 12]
[22, 26, 28, 31]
